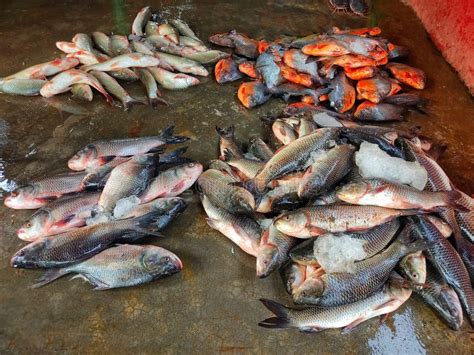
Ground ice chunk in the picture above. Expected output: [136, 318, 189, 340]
[312, 112, 343, 127]
[86, 212, 112, 226]
[355, 141, 428, 190]
[113, 195, 141, 219]
[313, 233, 367, 273]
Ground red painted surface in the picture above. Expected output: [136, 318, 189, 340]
[405, 0, 474, 94]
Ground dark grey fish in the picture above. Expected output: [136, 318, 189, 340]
[256, 45, 285, 88]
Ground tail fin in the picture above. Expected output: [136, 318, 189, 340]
[150, 96, 169, 108]
[215, 125, 235, 138]
[132, 211, 168, 237]
[159, 147, 188, 163]
[123, 96, 147, 111]
[30, 268, 70, 288]
[222, 148, 235, 162]
[444, 190, 469, 212]
[258, 298, 292, 329]
[161, 125, 190, 144]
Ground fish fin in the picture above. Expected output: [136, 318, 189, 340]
[231, 179, 265, 206]
[215, 125, 235, 138]
[299, 326, 322, 333]
[150, 96, 169, 108]
[36, 196, 59, 204]
[206, 217, 219, 230]
[30, 268, 70, 288]
[98, 155, 117, 165]
[426, 144, 447, 161]
[341, 316, 367, 334]
[444, 190, 469, 212]
[258, 298, 292, 329]
[51, 214, 76, 228]
[222, 148, 234, 162]
[170, 180, 187, 193]
[161, 125, 189, 144]
[159, 147, 188, 163]
[123, 96, 147, 111]
[133, 211, 168, 236]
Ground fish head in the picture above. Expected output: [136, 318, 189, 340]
[68, 144, 98, 171]
[4, 185, 40, 209]
[142, 247, 183, 278]
[182, 162, 204, 181]
[399, 252, 426, 286]
[17, 210, 51, 241]
[289, 239, 317, 266]
[10, 239, 48, 268]
[274, 211, 309, 237]
[434, 286, 464, 330]
[256, 242, 279, 278]
[280, 262, 306, 294]
[232, 189, 256, 214]
[336, 181, 370, 203]
[208, 32, 234, 47]
[292, 276, 324, 304]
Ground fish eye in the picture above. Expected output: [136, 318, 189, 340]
[26, 222, 32, 228]
[164, 256, 170, 262]
[187, 163, 195, 167]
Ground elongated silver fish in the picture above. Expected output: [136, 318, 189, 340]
[132, 6, 152, 36]
[0, 79, 46, 96]
[147, 66, 200, 90]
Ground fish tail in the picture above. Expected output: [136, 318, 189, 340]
[215, 125, 235, 138]
[133, 211, 167, 237]
[258, 298, 293, 329]
[159, 147, 188, 163]
[123, 96, 147, 111]
[30, 268, 70, 288]
[150, 96, 169, 108]
[161, 125, 190, 144]
[443, 190, 470, 212]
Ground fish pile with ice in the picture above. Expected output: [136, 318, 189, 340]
[0, 6, 228, 110]
[210, 26, 428, 122]
[5, 126, 203, 290]
[199, 120, 473, 332]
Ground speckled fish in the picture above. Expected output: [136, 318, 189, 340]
[17, 192, 101, 241]
[283, 49, 322, 84]
[138, 69, 168, 108]
[328, 72, 355, 113]
[356, 74, 400, 103]
[415, 261, 464, 330]
[98, 154, 157, 213]
[110, 35, 132, 56]
[31, 244, 182, 290]
[354, 101, 406, 121]
[147, 66, 200, 90]
[91, 71, 145, 110]
[4, 172, 87, 209]
[256, 222, 298, 278]
[259, 272, 412, 332]
[154, 52, 209, 76]
[410, 216, 474, 325]
[337, 179, 464, 211]
[247, 128, 340, 193]
[39, 69, 112, 103]
[298, 144, 355, 199]
[256, 45, 285, 88]
[238, 61, 257, 78]
[272, 119, 297, 145]
[139, 162, 203, 203]
[71, 84, 93, 101]
[201, 195, 261, 256]
[209, 30, 259, 58]
[237, 81, 272, 109]
[214, 57, 243, 84]
[0, 79, 46, 96]
[82, 53, 158, 72]
[290, 219, 400, 265]
[197, 169, 255, 214]
[92, 32, 113, 56]
[68, 127, 187, 171]
[132, 6, 152, 36]
[248, 136, 273, 162]
[4, 58, 79, 80]
[215, 125, 243, 160]
[386, 62, 426, 89]
[292, 232, 427, 306]
[169, 19, 202, 43]
[275, 205, 421, 237]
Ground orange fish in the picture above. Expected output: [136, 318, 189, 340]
[320, 54, 376, 76]
[280, 65, 312, 87]
[238, 61, 257, 78]
[344, 66, 376, 80]
[332, 26, 382, 36]
[301, 93, 328, 105]
[302, 40, 349, 57]
[386, 63, 426, 89]
[214, 58, 243, 84]
[237, 81, 272, 109]
[356, 75, 398, 103]
[258, 40, 270, 54]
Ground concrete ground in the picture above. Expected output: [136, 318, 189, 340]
[0, 0, 472, 353]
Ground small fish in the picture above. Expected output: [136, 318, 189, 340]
[110, 35, 132, 56]
[139, 162, 203, 203]
[119, 197, 186, 220]
[72, 33, 94, 52]
[274, 204, 422, 237]
[337, 179, 464, 211]
[39, 69, 112, 103]
[259, 272, 412, 333]
[214, 57, 243, 84]
[154, 52, 209, 76]
[383, 93, 427, 113]
[272, 119, 298, 145]
[17, 192, 101, 241]
[298, 144, 355, 199]
[271, 83, 329, 103]
[68, 127, 187, 171]
[169, 19, 203, 43]
[209, 31, 259, 58]
[147, 35, 197, 57]
[248, 136, 273, 162]
[179, 36, 208, 51]
[344, 66, 376, 80]
[92, 32, 113, 56]
[31, 244, 182, 290]
[216, 125, 244, 160]
[238, 61, 257, 78]
[82, 53, 159, 72]
[132, 6, 153, 36]
[356, 74, 399, 103]
[354, 101, 406, 121]
[256, 45, 285, 88]
[91, 71, 145, 111]
[225, 152, 265, 180]
[0, 79, 46, 96]
[329, 34, 387, 60]
[279, 65, 312, 87]
[4, 172, 87, 209]
[302, 39, 350, 57]
[138, 69, 168, 108]
[237, 81, 272, 109]
[4, 58, 79, 80]
[182, 50, 230, 64]
[198, 169, 256, 214]
[283, 49, 322, 84]
[201, 195, 261, 256]
[256, 222, 298, 278]
[386, 62, 426, 89]
[328, 72, 355, 113]
[155, 23, 180, 45]
[56, 41, 81, 53]
[71, 84, 93, 101]
[332, 26, 382, 36]
[147, 66, 200, 90]
[320, 55, 377, 76]
[98, 154, 158, 213]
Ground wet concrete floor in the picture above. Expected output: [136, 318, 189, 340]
[0, 0, 473, 353]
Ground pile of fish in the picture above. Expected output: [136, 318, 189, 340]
[0, 6, 228, 110]
[5, 126, 203, 290]
[210, 26, 428, 123]
[199, 120, 473, 332]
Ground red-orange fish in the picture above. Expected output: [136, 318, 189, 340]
[386, 63, 426, 89]
[238, 61, 257, 78]
[280, 65, 312, 87]
[344, 66, 376, 80]
[237, 81, 272, 108]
